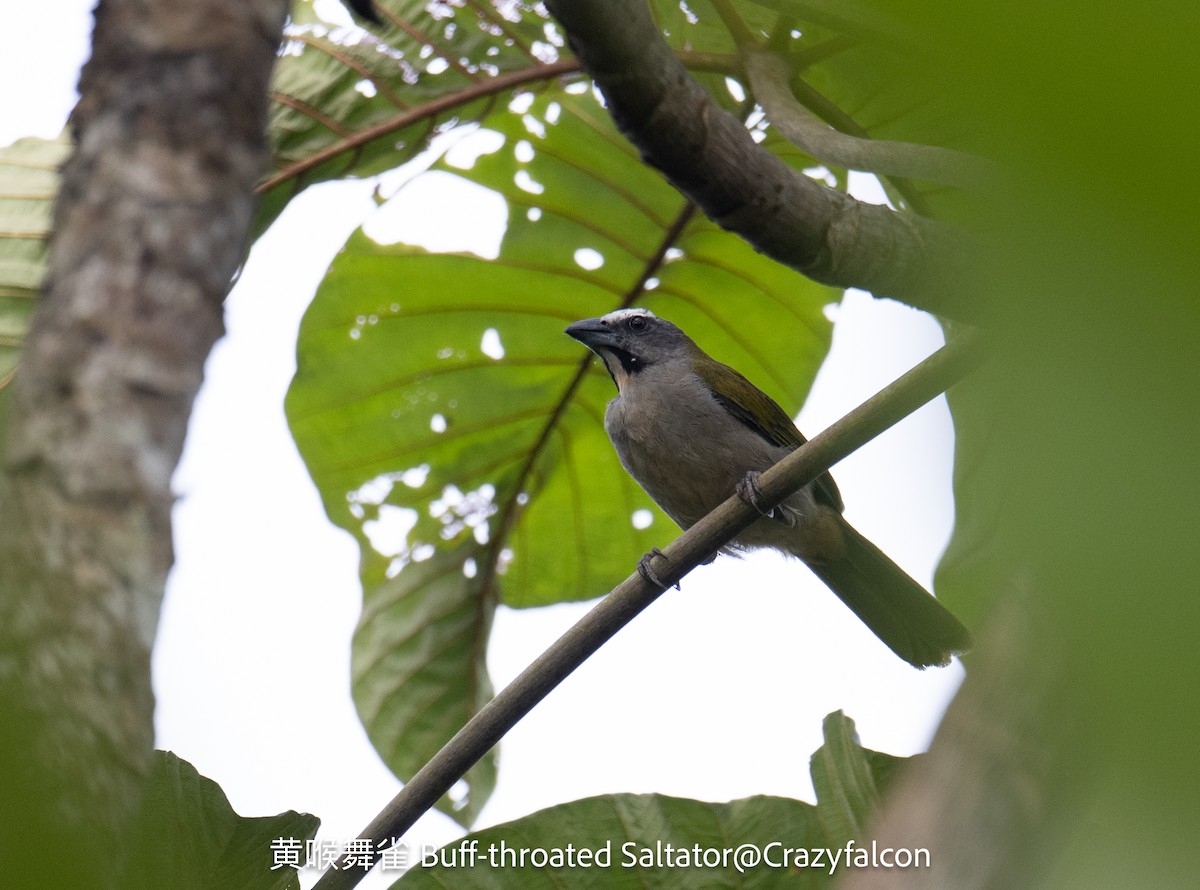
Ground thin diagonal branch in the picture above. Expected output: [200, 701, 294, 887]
[312, 332, 986, 890]
[745, 50, 994, 189]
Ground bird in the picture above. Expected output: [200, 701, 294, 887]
[565, 307, 972, 668]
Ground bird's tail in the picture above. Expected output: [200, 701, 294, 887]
[806, 521, 972, 668]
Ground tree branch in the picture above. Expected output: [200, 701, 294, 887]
[543, 0, 984, 322]
[0, 2, 288, 887]
[744, 50, 994, 189]
[313, 333, 986, 890]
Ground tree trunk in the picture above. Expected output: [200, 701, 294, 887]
[0, 1, 287, 886]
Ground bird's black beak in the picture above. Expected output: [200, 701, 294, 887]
[565, 317, 619, 350]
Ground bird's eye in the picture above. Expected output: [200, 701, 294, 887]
[629, 316, 647, 331]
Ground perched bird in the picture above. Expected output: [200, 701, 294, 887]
[565, 308, 972, 668]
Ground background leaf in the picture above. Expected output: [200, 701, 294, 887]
[258, 0, 569, 233]
[125, 751, 319, 890]
[285, 85, 838, 823]
[808, 710, 905, 846]
[389, 712, 907, 888]
[391, 794, 826, 889]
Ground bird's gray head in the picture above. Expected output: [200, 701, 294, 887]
[565, 308, 694, 391]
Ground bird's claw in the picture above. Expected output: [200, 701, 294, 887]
[736, 470, 797, 526]
[638, 547, 678, 590]
[737, 470, 773, 517]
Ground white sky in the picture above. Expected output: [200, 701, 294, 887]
[5, 4, 962, 887]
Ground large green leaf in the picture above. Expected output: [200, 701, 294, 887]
[0, 134, 68, 392]
[389, 712, 906, 888]
[286, 86, 838, 824]
[125, 751, 319, 890]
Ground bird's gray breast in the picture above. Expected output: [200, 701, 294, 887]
[603, 366, 787, 529]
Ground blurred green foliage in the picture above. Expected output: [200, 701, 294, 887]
[905, 0, 1200, 883]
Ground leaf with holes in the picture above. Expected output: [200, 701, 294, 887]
[286, 86, 838, 824]
[259, 0, 571, 233]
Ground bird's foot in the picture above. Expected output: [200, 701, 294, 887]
[729, 470, 768, 513]
[736, 470, 797, 526]
[637, 547, 678, 590]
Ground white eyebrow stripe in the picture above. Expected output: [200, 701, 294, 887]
[600, 307, 656, 323]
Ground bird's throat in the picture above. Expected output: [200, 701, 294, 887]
[600, 348, 638, 393]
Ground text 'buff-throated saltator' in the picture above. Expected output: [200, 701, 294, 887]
[566, 308, 971, 669]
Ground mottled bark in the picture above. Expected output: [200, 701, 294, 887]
[0, 1, 287, 886]
[543, 0, 983, 321]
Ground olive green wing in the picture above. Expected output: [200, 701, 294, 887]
[694, 357, 844, 513]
